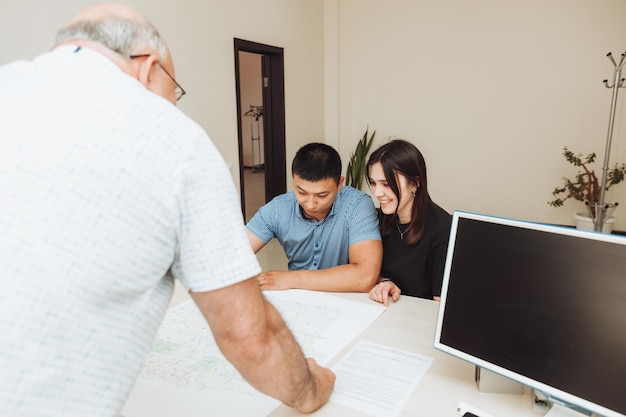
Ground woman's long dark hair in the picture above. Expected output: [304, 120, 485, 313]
[366, 139, 430, 244]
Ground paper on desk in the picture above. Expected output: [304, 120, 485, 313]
[330, 340, 433, 417]
[122, 290, 386, 417]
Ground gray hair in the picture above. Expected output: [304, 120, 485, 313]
[54, 17, 167, 59]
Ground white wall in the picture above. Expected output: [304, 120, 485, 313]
[326, 0, 626, 231]
[4, 1, 626, 230]
[0, 0, 325, 194]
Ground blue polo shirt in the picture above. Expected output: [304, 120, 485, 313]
[246, 186, 381, 271]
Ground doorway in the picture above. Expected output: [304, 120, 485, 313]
[234, 39, 286, 222]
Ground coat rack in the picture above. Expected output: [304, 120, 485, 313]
[589, 51, 626, 232]
[244, 105, 264, 172]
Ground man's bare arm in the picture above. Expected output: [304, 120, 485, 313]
[257, 239, 382, 292]
[190, 278, 335, 413]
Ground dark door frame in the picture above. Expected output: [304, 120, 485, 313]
[234, 38, 286, 219]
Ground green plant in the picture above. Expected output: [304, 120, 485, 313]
[345, 127, 376, 190]
[548, 146, 626, 209]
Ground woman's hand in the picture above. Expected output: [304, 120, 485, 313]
[368, 279, 401, 306]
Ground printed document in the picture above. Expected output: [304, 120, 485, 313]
[331, 340, 433, 417]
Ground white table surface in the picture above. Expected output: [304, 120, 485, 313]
[128, 281, 538, 417]
[268, 292, 537, 417]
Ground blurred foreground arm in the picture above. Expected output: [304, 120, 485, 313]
[190, 277, 335, 413]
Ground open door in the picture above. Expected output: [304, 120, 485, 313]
[234, 38, 286, 221]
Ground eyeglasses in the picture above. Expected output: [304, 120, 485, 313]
[129, 54, 186, 101]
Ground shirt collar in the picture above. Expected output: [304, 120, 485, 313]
[293, 188, 341, 221]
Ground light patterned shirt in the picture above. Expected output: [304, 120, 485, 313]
[0, 46, 260, 417]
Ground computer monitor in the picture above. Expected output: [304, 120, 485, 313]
[434, 211, 626, 417]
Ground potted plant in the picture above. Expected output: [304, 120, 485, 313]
[345, 127, 376, 190]
[548, 146, 626, 232]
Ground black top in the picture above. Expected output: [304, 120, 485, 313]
[380, 201, 452, 299]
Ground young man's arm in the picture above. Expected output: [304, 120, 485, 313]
[256, 239, 382, 292]
[190, 277, 335, 413]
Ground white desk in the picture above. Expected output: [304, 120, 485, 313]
[268, 292, 537, 417]
[127, 286, 538, 417]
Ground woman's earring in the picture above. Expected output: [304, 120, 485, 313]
[411, 189, 416, 197]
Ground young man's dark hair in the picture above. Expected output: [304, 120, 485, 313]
[291, 142, 342, 184]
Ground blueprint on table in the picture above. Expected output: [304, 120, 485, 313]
[122, 289, 386, 417]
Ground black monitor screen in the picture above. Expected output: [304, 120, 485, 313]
[434, 211, 626, 417]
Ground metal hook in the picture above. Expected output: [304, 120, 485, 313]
[617, 52, 626, 71]
[602, 79, 625, 89]
[607, 52, 617, 67]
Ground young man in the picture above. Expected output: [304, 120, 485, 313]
[0, 4, 334, 417]
[246, 143, 382, 292]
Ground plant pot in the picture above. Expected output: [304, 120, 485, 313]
[574, 213, 615, 234]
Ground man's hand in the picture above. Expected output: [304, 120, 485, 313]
[257, 270, 295, 290]
[292, 358, 336, 413]
[368, 279, 401, 306]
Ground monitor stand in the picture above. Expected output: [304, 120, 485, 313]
[474, 366, 524, 394]
[544, 404, 589, 417]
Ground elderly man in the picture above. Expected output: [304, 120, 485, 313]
[0, 4, 334, 417]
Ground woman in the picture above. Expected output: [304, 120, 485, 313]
[365, 139, 451, 305]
